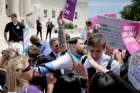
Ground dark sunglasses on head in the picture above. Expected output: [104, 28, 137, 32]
[22, 65, 32, 72]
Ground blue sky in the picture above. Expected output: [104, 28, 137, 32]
[88, 0, 131, 19]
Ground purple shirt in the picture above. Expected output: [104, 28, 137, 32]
[19, 85, 43, 93]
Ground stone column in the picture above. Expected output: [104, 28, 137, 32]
[9, 0, 19, 16]
[19, 0, 24, 17]
[22, 0, 34, 27]
[23, 0, 33, 16]
[0, 0, 6, 16]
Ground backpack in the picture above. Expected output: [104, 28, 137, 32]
[82, 56, 113, 93]
[88, 57, 113, 80]
[53, 52, 86, 93]
[81, 55, 113, 79]
[53, 73, 82, 93]
[86, 58, 138, 93]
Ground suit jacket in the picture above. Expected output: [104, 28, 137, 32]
[46, 51, 57, 62]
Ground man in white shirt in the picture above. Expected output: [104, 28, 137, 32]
[35, 37, 85, 75]
[84, 33, 121, 78]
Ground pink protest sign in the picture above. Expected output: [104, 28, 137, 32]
[92, 16, 97, 26]
[104, 13, 117, 19]
[64, 0, 77, 21]
[121, 21, 140, 54]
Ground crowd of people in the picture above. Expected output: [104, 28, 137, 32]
[0, 12, 140, 93]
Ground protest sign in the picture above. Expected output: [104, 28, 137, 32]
[64, 0, 77, 21]
[128, 51, 140, 91]
[97, 15, 126, 49]
[104, 13, 117, 19]
[121, 21, 140, 54]
[92, 16, 97, 26]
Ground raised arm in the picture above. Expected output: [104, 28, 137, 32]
[34, 52, 72, 75]
[57, 12, 67, 53]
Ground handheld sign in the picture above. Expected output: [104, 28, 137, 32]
[128, 51, 140, 91]
[97, 16, 126, 49]
[121, 22, 140, 54]
[63, 0, 77, 21]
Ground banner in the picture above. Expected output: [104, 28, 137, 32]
[121, 21, 140, 54]
[128, 51, 140, 90]
[64, 0, 77, 21]
[92, 16, 97, 26]
[97, 15, 126, 49]
[104, 13, 117, 19]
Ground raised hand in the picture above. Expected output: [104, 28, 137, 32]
[46, 73, 57, 85]
[57, 11, 65, 28]
[46, 73, 57, 93]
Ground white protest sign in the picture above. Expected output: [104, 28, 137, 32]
[97, 15, 126, 49]
[128, 51, 140, 90]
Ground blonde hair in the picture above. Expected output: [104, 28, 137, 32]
[1, 48, 19, 68]
[6, 56, 28, 92]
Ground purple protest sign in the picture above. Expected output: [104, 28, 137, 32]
[64, 0, 77, 21]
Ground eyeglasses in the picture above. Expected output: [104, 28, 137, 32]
[22, 65, 32, 72]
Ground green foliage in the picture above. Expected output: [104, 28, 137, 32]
[64, 22, 74, 29]
[120, 0, 140, 21]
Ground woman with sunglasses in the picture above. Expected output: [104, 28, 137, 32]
[6, 56, 43, 93]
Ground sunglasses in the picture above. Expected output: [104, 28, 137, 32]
[22, 65, 32, 72]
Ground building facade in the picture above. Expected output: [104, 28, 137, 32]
[33, 0, 88, 29]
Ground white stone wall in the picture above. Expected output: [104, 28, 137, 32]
[32, 0, 88, 29]
[0, 0, 6, 16]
